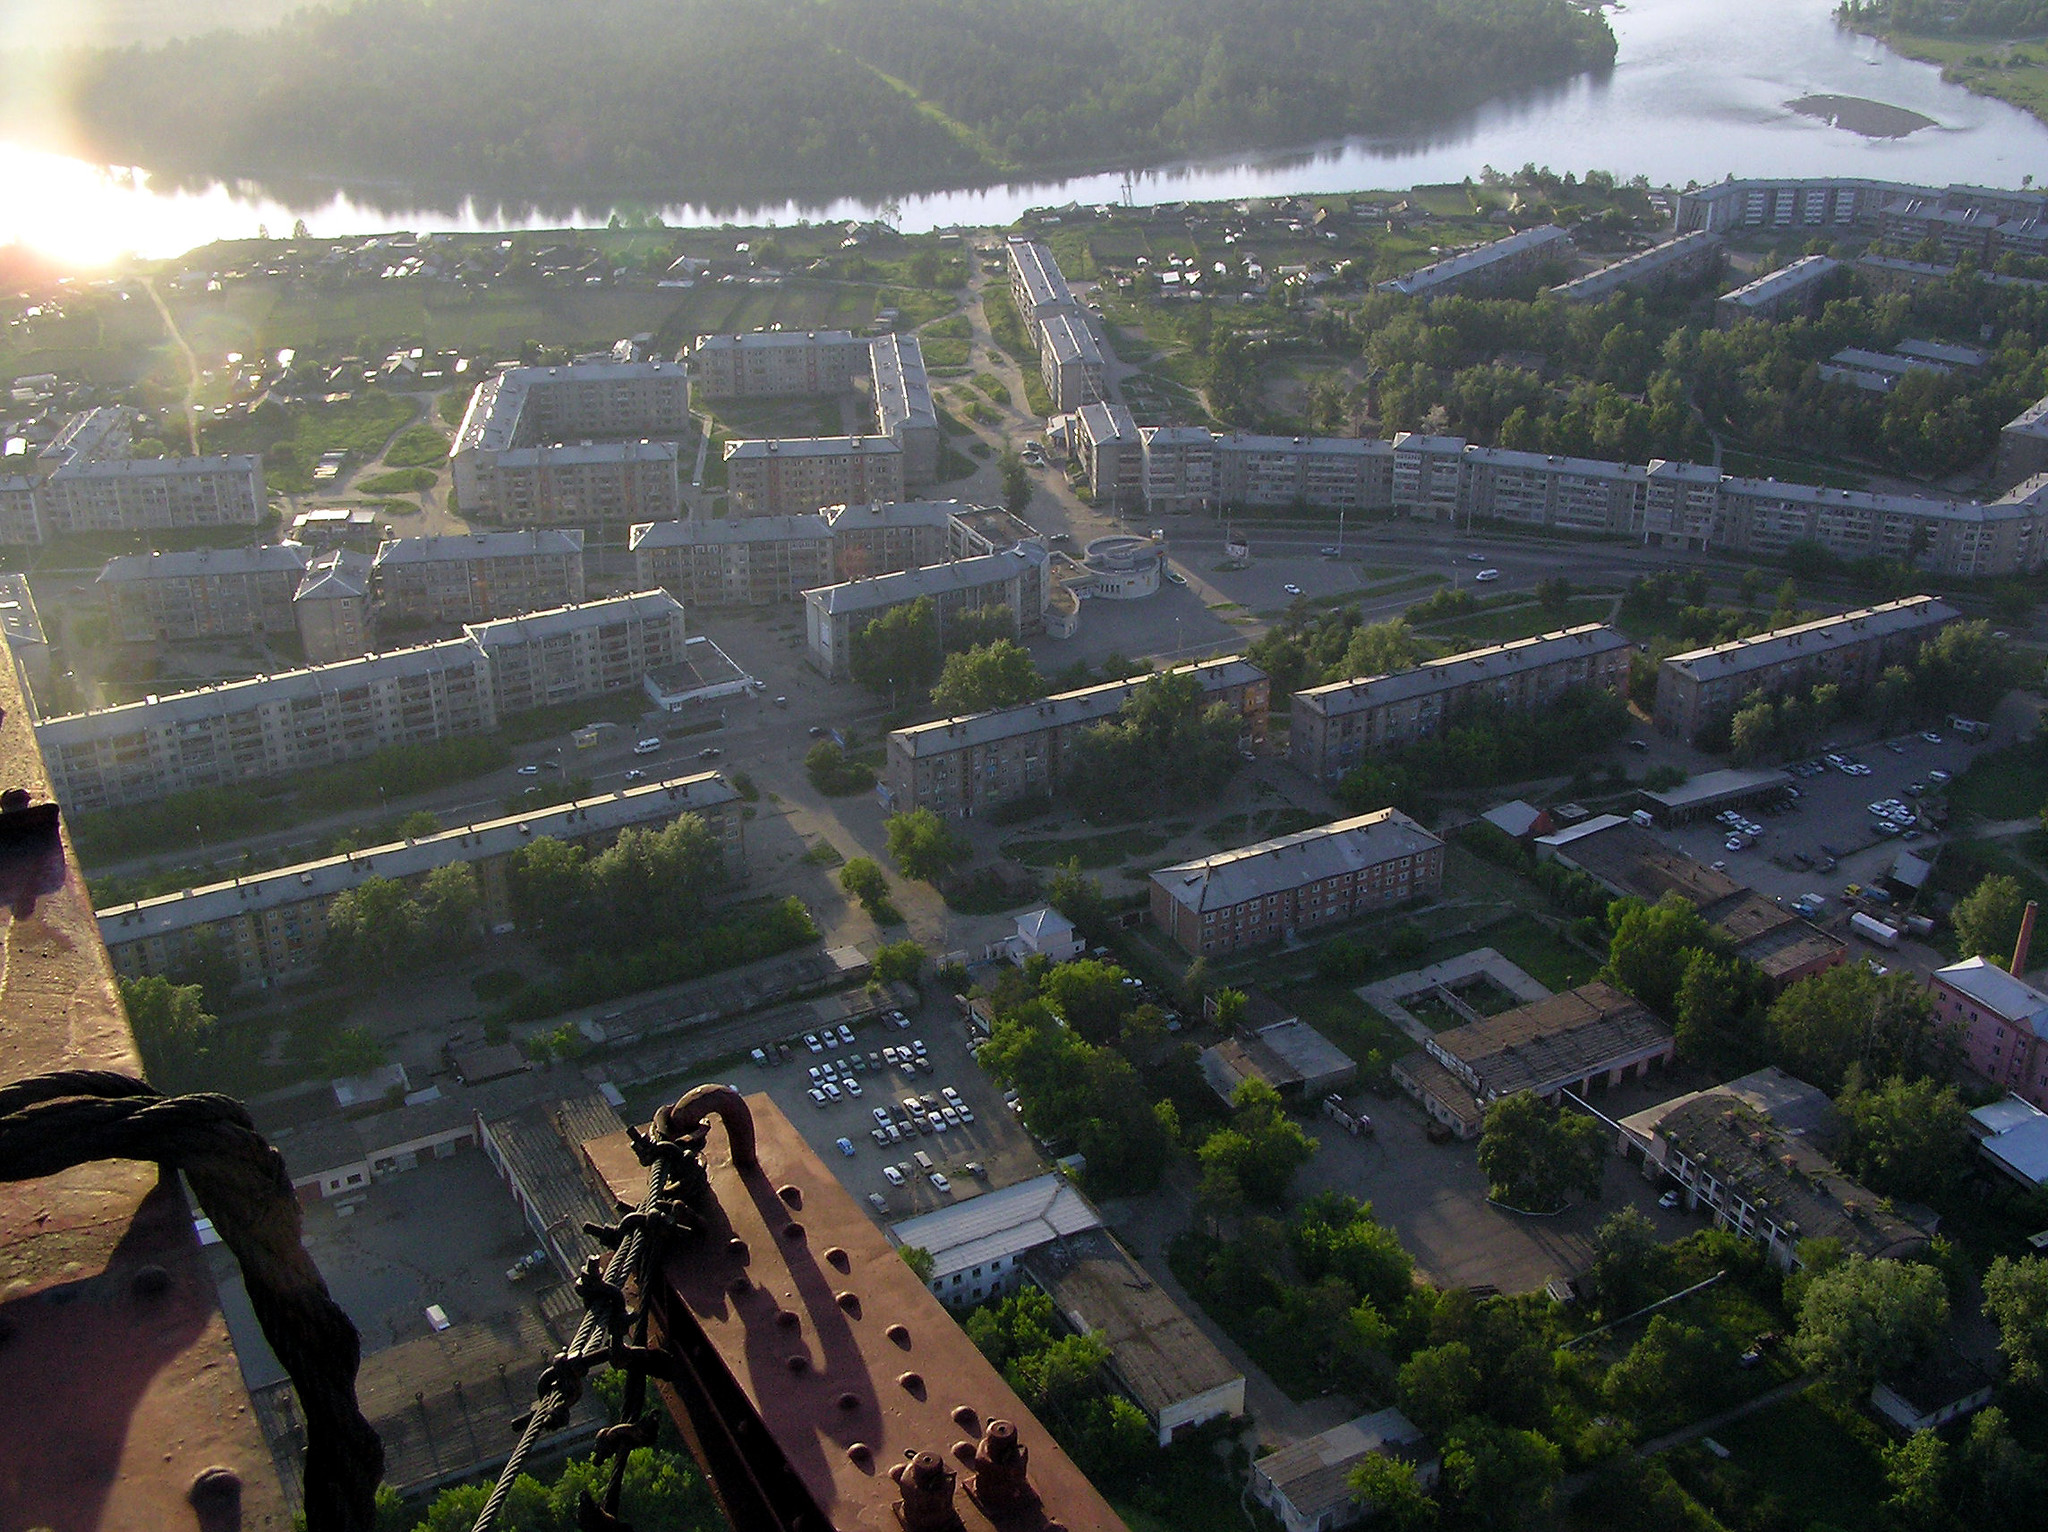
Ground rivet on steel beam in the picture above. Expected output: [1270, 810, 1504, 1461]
[785, 1354, 809, 1374]
[835, 1290, 860, 1316]
[847, 1441, 872, 1464]
[778, 1184, 803, 1207]
[775, 1308, 800, 1330]
[131, 1264, 171, 1299]
[824, 1245, 851, 1271]
[885, 1323, 911, 1347]
[951, 1405, 979, 1431]
[783, 1220, 805, 1240]
[836, 1391, 860, 1412]
[897, 1370, 925, 1398]
[727, 1237, 751, 1264]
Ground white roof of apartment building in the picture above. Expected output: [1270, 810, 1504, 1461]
[1075, 401, 1139, 445]
[1377, 225, 1568, 296]
[1935, 956, 2048, 1036]
[295, 550, 372, 601]
[98, 772, 737, 942]
[463, 589, 681, 647]
[1463, 446, 1646, 482]
[1039, 310, 1102, 367]
[805, 551, 1031, 616]
[824, 499, 964, 534]
[97, 545, 309, 583]
[1139, 425, 1216, 448]
[55, 453, 259, 479]
[870, 333, 936, 429]
[2005, 392, 2048, 440]
[888, 1172, 1102, 1279]
[1551, 231, 1719, 300]
[1295, 624, 1629, 719]
[1662, 596, 1956, 682]
[891, 656, 1265, 758]
[0, 573, 47, 650]
[1719, 254, 1840, 309]
[629, 515, 831, 550]
[493, 440, 677, 468]
[1006, 239, 1075, 311]
[1151, 809, 1441, 916]
[723, 435, 901, 460]
[374, 529, 584, 567]
[691, 329, 857, 352]
[1220, 433, 1391, 460]
[453, 360, 685, 457]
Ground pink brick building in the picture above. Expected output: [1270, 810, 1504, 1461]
[1930, 957, 2048, 1111]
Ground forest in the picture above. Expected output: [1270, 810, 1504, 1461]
[22, 0, 1617, 199]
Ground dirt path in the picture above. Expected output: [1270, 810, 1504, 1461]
[143, 277, 203, 454]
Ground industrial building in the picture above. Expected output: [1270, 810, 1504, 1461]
[885, 656, 1270, 817]
[890, 1172, 1102, 1308]
[1417, 981, 1673, 1111]
[1290, 625, 1631, 782]
[1149, 809, 1444, 957]
[1652, 595, 1957, 739]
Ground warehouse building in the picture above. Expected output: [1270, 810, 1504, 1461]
[1417, 981, 1673, 1111]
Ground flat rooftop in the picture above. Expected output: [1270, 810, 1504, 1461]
[891, 656, 1264, 757]
[888, 1172, 1102, 1277]
[1434, 981, 1670, 1098]
[1662, 597, 1956, 682]
[1295, 624, 1629, 720]
[1152, 808, 1441, 916]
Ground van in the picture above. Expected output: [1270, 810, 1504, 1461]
[912, 1150, 934, 1171]
[633, 737, 662, 754]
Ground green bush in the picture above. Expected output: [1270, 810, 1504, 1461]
[383, 424, 450, 467]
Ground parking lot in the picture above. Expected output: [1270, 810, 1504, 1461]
[739, 987, 1050, 1225]
[1658, 727, 1987, 909]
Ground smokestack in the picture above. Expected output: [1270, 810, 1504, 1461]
[2014, 901, 2039, 976]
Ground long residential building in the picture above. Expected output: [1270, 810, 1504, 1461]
[688, 330, 866, 398]
[1291, 625, 1632, 782]
[98, 773, 744, 990]
[1715, 255, 1840, 326]
[724, 436, 903, 518]
[1149, 809, 1445, 957]
[631, 515, 834, 606]
[1215, 434, 1393, 511]
[869, 333, 940, 490]
[373, 530, 587, 625]
[97, 545, 309, 643]
[1074, 401, 1143, 508]
[825, 498, 960, 579]
[804, 550, 1044, 679]
[1550, 231, 1723, 303]
[0, 408, 264, 545]
[1652, 595, 1957, 739]
[885, 657, 1271, 818]
[1377, 226, 1571, 300]
[1039, 310, 1105, 413]
[451, 361, 690, 523]
[1998, 393, 2048, 487]
[1007, 238, 1080, 337]
[36, 590, 685, 810]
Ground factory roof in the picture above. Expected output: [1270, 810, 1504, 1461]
[1294, 625, 1629, 719]
[1151, 809, 1441, 916]
[1661, 597, 1956, 681]
[97, 772, 738, 942]
[1433, 981, 1670, 1099]
[888, 1172, 1102, 1280]
[891, 657, 1265, 758]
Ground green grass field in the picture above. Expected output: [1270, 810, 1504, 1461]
[1878, 32, 2048, 124]
[1946, 740, 2048, 819]
[1422, 593, 1616, 645]
[1001, 826, 1172, 868]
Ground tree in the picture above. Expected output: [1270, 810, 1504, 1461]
[931, 639, 1043, 714]
[1767, 965, 1944, 1094]
[1981, 1254, 2048, 1388]
[1536, 575, 1572, 614]
[1956, 1407, 2047, 1532]
[397, 809, 441, 839]
[805, 739, 876, 795]
[1477, 1094, 1604, 1210]
[322, 875, 423, 975]
[1602, 1316, 1739, 1433]
[416, 862, 481, 952]
[1882, 1429, 1953, 1532]
[999, 448, 1033, 516]
[1953, 873, 2027, 966]
[1587, 1206, 1662, 1316]
[872, 939, 925, 985]
[1348, 1453, 1439, 1532]
[1039, 959, 1132, 1044]
[850, 596, 942, 705]
[506, 834, 590, 953]
[118, 974, 217, 1090]
[1440, 1421, 1561, 1531]
[1793, 1255, 1949, 1392]
[165, 928, 240, 1012]
[885, 808, 969, 881]
[1673, 947, 1763, 1065]
[1837, 1073, 1971, 1199]
[1340, 618, 1419, 681]
[1063, 669, 1242, 817]
[1602, 892, 1716, 1018]
[1396, 1341, 1482, 1438]
[840, 857, 891, 915]
[1290, 1191, 1415, 1312]
[1212, 987, 1247, 1029]
[1197, 1079, 1316, 1208]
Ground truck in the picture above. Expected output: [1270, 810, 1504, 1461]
[1850, 911, 1901, 949]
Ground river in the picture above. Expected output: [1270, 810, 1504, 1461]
[8, 0, 2048, 264]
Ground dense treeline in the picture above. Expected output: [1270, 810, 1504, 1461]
[28, 0, 1615, 198]
[1839, 0, 2048, 36]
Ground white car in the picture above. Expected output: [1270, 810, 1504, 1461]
[940, 1086, 962, 1104]
[516, 764, 540, 776]
[1922, 731, 1943, 744]
[1474, 569, 1499, 582]
[928, 1171, 952, 1192]
[1929, 768, 1953, 784]
[823, 1081, 842, 1102]
[873, 1107, 892, 1126]
[845, 1078, 863, 1097]
[957, 1104, 976, 1124]
[808, 1088, 827, 1108]
[1283, 583, 1303, 595]
[911, 1040, 928, 1057]
[928, 1112, 948, 1133]
[883, 1165, 906, 1186]
[803, 1033, 823, 1054]
[837, 1023, 856, 1045]
[1465, 552, 1486, 562]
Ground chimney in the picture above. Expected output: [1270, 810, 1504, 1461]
[2015, 901, 2039, 976]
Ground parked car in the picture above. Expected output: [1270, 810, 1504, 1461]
[1658, 1190, 1681, 1209]
[928, 1171, 952, 1192]
[882, 1165, 906, 1186]
[1474, 569, 1500, 582]
[803, 1032, 823, 1053]
[835, 1137, 856, 1157]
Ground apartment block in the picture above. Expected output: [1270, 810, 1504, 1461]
[1291, 625, 1632, 782]
[1550, 231, 1723, 302]
[1653, 595, 1958, 739]
[804, 551, 1041, 679]
[373, 529, 587, 625]
[1140, 427, 1217, 516]
[688, 331, 866, 398]
[1931, 958, 2048, 1114]
[870, 333, 940, 490]
[825, 498, 960, 580]
[1461, 448, 1646, 534]
[1074, 402, 1143, 507]
[293, 551, 374, 664]
[1675, 177, 1913, 235]
[0, 475, 40, 545]
[99, 774, 743, 990]
[1998, 394, 2048, 487]
[630, 515, 833, 606]
[1216, 434, 1393, 512]
[1715, 255, 1840, 327]
[451, 361, 689, 522]
[724, 436, 904, 518]
[467, 590, 687, 717]
[885, 657, 1271, 818]
[1390, 434, 1469, 521]
[1376, 226, 1571, 300]
[1150, 809, 1445, 957]
[36, 591, 685, 810]
[97, 545, 309, 643]
[0, 571, 51, 713]
[30, 453, 264, 541]
[1038, 310, 1105, 413]
[1007, 238, 1080, 337]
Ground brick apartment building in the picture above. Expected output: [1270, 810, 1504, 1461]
[724, 437, 904, 518]
[374, 530, 587, 625]
[631, 515, 834, 606]
[97, 545, 309, 642]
